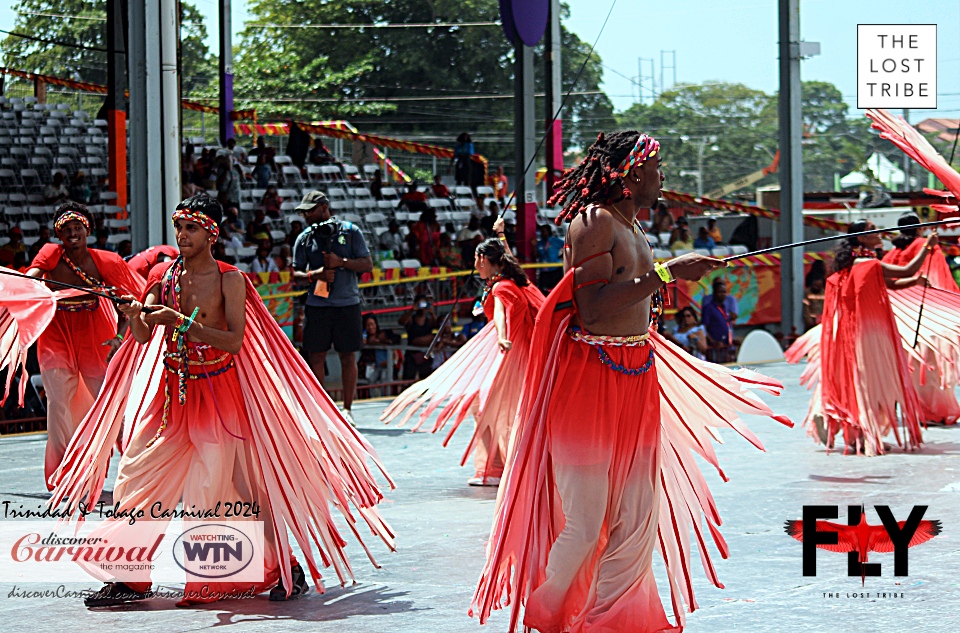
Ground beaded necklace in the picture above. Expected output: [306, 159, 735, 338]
[473, 273, 504, 316]
[851, 246, 877, 260]
[60, 251, 112, 294]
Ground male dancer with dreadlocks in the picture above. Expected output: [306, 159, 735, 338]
[471, 132, 792, 633]
[26, 202, 145, 489]
[50, 194, 394, 606]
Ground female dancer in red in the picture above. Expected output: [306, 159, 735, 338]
[883, 211, 960, 424]
[382, 230, 544, 486]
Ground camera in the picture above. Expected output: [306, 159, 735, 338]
[315, 218, 340, 239]
[418, 300, 429, 309]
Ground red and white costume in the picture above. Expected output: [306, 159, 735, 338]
[470, 270, 791, 633]
[382, 278, 544, 481]
[28, 244, 145, 488]
[0, 268, 58, 406]
[49, 259, 395, 602]
[883, 239, 960, 423]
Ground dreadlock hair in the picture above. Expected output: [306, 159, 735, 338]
[891, 211, 921, 250]
[177, 193, 222, 227]
[54, 201, 94, 231]
[547, 130, 642, 225]
[475, 237, 529, 287]
[832, 219, 870, 273]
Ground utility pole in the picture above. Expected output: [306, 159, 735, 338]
[106, 0, 127, 208]
[902, 108, 910, 190]
[219, 0, 234, 146]
[543, 0, 563, 199]
[515, 44, 537, 261]
[778, 0, 804, 336]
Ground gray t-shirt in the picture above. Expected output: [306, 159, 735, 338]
[292, 219, 370, 307]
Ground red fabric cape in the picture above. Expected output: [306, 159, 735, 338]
[49, 259, 395, 593]
[0, 267, 58, 404]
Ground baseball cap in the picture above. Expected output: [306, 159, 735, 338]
[296, 190, 329, 211]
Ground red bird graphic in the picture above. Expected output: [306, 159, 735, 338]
[784, 513, 941, 585]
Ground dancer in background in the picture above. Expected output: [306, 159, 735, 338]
[472, 131, 792, 633]
[382, 222, 544, 486]
[26, 202, 145, 489]
[884, 211, 960, 424]
[50, 194, 394, 606]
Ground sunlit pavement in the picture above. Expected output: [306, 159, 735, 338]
[0, 360, 957, 632]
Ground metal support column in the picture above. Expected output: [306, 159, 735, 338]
[778, 0, 803, 335]
[218, 0, 234, 146]
[514, 44, 537, 262]
[544, 0, 563, 198]
[106, 0, 127, 209]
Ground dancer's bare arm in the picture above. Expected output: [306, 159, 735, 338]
[493, 296, 511, 352]
[881, 232, 937, 279]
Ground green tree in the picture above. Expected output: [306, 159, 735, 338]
[235, 0, 613, 166]
[2, 0, 213, 94]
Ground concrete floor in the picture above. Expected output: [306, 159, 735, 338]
[0, 360, 958, 632]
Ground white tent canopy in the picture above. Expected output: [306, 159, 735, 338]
[840, 152, 905, 189]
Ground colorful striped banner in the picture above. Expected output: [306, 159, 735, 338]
[662, 189, 848, 232]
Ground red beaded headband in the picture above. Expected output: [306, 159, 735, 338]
[172, 208, 220, 240]
[54, 210, 91, 234]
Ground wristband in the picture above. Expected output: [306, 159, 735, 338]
[114, 333, 124, 342]
[654, 261, 674, 283]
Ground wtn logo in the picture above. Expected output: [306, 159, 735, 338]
[182, 541, 243, 564]
[784, 505, 941, 585]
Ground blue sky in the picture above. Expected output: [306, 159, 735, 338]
[1, 0, 958, 122]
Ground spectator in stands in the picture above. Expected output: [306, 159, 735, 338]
[249, 135, 275, 163]
[183, 143, 196, 169]
[182, 168, 201, 199]
[251, 241, 279, 274]
[437, 232, 462, 269]
[212, 241, 235, 264]
[669, 215, 689, 245]
[359, 313, 394, 390]
[485, 199, 500, 220]
[452, 132, 474, 186]
[69, 171, 90, 204]
[309, 137, 337, 166]
[693, 226, 716, 250]
[706, 218, 723, 244]
[411, 210, 440, 265]
[0, 227, 27, 266]
[652, 201, 674, 234]
[194, 148, 213, 187]
[701, 278, 738, 360]
[369, 169, 384, 200]
[669, 226, 694, 252]
[292, 190, 374, 426]
[223, 206, 244, 235]
[456, 216, 484, 268]
[28, 225, 52, 262]
[667, 306, 708, 360]
[216, 155, 241, 211]
[227, 137, 247, 165]
[252, 154, 272, 189]
[379, 219, 406, 259]
[400, 294, 437, 380]
[432, 174, 451, 199]
[116, 239, 132, 259]
[493, 166, 508, 204]
[803, 266, 826, 331]
[93, 228, 112, 252]
[11, 251, 28, 272]
[536, 224, 565, 291]
[261, 184, 283, 219]
[44, 172, 70, 205]
[431, 320, 466, 369]
[275, 244, 293, 272]
[461, 311, 487, 340]
[286, 219, 304, 248]
[245, 209, 272, 244]
[398, 182, 429, 214]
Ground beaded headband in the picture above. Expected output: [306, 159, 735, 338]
[618, 134, 660, 177]
[172, 208, 220, 241]
[54, 210, 91, 234]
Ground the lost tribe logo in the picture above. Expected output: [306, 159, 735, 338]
[784, 505, 941, 585]
[172, 524, 255, 579]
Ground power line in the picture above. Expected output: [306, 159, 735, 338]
[0, 28, 107, 53]
[247, 21, 501, 30]
[191, 91, 603, 104]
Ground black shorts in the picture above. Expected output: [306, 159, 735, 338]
[302, 304, 363, 354]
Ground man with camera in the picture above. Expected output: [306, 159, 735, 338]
[292, 190, 373, 426]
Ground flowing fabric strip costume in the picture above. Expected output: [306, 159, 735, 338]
[471, 270, 792, 632]
[381, 280, 543, 479]
[49, 261, 395, 596]
[0, 268, 58, 406]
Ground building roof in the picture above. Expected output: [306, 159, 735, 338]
[916, 118, 960, 143]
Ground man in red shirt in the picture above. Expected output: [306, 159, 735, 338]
[431, 174, 451, 199]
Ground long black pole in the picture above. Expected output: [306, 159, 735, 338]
[424, 270, 477, 359]
[913, 255, 933, 349]
[0, 267, 157, 312]
[722, 219, 954, 262]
